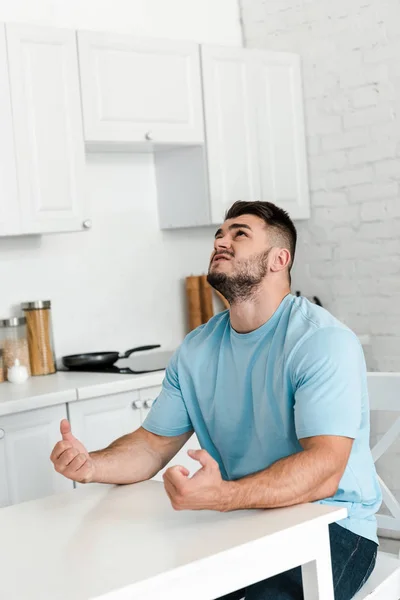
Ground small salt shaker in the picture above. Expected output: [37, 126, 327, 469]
[7, 359, 29, 384]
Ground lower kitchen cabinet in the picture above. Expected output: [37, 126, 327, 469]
[0, 404, 74, 507]
[0, 385, 203, 508]
[68, 390, 143, 452]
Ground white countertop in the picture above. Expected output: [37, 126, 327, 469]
[0, 370, 165, 417]
[0, 480, 345, 600]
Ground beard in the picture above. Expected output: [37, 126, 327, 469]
[207, 249, 271, 304]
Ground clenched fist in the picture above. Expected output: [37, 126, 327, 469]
[50, 419, 96, 484]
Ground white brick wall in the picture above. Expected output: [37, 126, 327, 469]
[240, 0, 400, 521]
[239, 0, 400, 373]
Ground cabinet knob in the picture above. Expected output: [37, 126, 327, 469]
[82, 219, 92, 229]
[145, 131, 153, 141]
[145, 399, 154, 409]
[0, 429, 4, 439]
[132, 400, 144, 410]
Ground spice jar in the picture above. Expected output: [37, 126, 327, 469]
[21, 301, 57, 376]
[0, 317, 31, 378]
[0, 349, 4, 383]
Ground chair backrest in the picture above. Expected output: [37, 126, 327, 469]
[367, 373, 400, 537]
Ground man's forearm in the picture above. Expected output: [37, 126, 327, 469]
[224, 447, 342, 511]
[89, 432, 162, 485]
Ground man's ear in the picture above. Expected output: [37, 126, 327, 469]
[269, 248, 291, 273]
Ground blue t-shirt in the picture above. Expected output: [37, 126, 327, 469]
[143, 293, 381, 544]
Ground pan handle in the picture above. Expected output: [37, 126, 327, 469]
[118, 345, 161, 360]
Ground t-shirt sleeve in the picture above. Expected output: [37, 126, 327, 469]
[292, 327, 365, 440]
[141, 348, 193, 437]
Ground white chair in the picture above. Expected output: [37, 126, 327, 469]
[354, 372, 400, 599]
[240, 372, 400, 600]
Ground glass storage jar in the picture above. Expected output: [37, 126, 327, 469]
[21, 300, 57, 376]
[0, 317, 31, 378]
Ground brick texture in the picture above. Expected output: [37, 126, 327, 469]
[239, 0, 400, 373]
[240, 0, 400, 512]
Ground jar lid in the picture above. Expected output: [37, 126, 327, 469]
[21, 300, 51, 310]
[0, 317, 26, 327]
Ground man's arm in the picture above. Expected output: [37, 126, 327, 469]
[90, 427, 193, 484]
[52, 346, 195, 485]
[50, 419, 192, 485]
[224, 435, 353, 510]
[162, 435, 352, 512]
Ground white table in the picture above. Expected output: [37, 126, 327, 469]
[0, 481, 346, 600]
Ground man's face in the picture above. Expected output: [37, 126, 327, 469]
[207, 214, 273, 303]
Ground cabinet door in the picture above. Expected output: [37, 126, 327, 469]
[255, 51, 310, 219]
[139, 386, 201, 482]
[0, 23, 20, 236]
[0, 404, 73, 507]
[0, 426, 8, 507]
[78, 31, 204, 145]
[201, 45, 261, 225]
[68, 391, 142, 453]
[6, 24, 87, 234]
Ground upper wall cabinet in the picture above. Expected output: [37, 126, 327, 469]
[201, 46, 310, 223]
[156, 45, 310, 228]
[78, 31, 204, 146]
[200, 46, 261, 226]
[0, 25, 20, 237]
[254, 51, 309, 220]
[5, 24, 87, 234]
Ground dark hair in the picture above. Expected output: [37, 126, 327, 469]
[225, 201, 297, 281]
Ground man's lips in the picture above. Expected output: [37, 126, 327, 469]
[213, 254, 233, 263]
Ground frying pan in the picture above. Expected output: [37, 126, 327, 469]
[62, 345, 161, 369]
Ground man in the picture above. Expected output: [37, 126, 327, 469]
[51, 201, 381, 600]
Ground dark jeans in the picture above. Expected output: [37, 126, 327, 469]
[216, 523, 378, 600]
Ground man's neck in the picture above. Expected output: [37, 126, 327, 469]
[229, 287, 291, 334]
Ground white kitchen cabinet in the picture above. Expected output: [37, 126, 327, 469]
[68, 390, 142, 453]
[5, 23, 87, 234]
[0, 24, 19, 236]
[78, 31, 204, 146]
[139, 386, 201, 482]
[0, 426, 8, 507]
[202, 45, 310, 223]
[255, 51, 309, 220]
[200, 46, 261, 225]
[68, 386, 201, 483]
[157, 45, 310, 228]
[0, 404, 73, 507]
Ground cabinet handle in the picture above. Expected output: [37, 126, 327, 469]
[132, 400, 144, 410]
[0, 429, 4, 439]
[145, 131, 153, 141]
[82, 219, 92, 229]
[145, 399, 154, 409]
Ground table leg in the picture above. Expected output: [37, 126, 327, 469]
[302, 526, 334, 600]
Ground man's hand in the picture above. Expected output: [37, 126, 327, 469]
[162, 449, 233, 511]
[50, 419, 96, 483]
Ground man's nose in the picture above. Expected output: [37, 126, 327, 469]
[215, 236, 231, 251]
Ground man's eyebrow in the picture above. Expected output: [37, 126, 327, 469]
[229, 223, 252, 232]
[214, 223, 253, 238]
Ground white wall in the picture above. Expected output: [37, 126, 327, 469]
[0, 0, 242, 357]
[240, 0, 400, 373]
